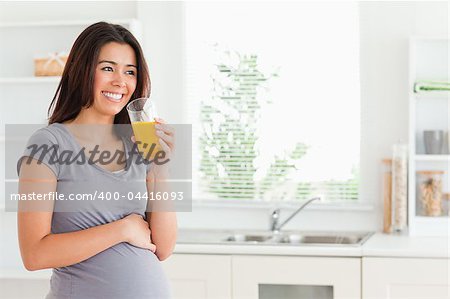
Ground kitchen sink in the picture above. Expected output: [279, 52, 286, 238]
[177, 230, 374, 247]
[223, 231, 372, 246]
[278, 234, 363, 245]
[225, 234, 273, 243]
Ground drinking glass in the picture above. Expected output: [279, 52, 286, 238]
[423, 130, 444, 154]
[126, 98, 162, 160]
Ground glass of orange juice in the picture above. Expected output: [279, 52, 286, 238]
[126, 98, 162, 160]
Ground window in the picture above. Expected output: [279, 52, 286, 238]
[185, 2, 361, 202]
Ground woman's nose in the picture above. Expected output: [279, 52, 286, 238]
[114, 80, 126, 88]
[112, 73, 126, 87]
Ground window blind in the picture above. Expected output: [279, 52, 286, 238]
[185, 2, 361, 202]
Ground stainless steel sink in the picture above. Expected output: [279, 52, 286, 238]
[225, 234, 273, 243]
[278, 234, 363, 245]
[176, 229, 374, 247]
[222, 231, 373, 246]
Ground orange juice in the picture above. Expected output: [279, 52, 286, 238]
[131, 121, 162, 160]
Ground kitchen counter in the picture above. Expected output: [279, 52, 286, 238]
[2, 231, 448, 280]
[174, 230, 449, 259]
[361, 232, 449, 258]
[174, 228, 364, 257]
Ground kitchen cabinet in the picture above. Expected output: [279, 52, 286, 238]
[2, 252, 447, 299]
[164, 253, 360, 299]
[161, 254, 232, 299]
[408, 37, 450, 236]
[232, 255, 360, 299]
[0, 277, 49, 299]
[362, 257, 449, 299]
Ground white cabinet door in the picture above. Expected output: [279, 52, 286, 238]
[362, 257, 449, 299]
[161, 254, 232, 299]
[0, 278, 50, 299]
[232, 255, 361, 299]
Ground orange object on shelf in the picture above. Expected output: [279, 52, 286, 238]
[417, 170, 444, 217]
[34, 52, 68, 76]
[382, 158, 392, 233]
[443, 193, 450, 216]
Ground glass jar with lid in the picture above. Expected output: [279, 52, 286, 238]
[417, 170, 444, 217]
[391, 144, 408, 232]
[443, 193, 450, 217]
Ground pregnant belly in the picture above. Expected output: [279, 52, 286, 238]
[50, 243, 171, 299]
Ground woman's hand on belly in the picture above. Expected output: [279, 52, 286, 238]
[121, 214, 156, 252]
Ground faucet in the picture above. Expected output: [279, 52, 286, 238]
[269, 197, 321, 234]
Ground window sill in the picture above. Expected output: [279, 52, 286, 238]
[192, 199, 375, 212]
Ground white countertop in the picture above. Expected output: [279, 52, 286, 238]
[361, 233, 449, 258]
[174, 243, 364, 257]
[173, 230, 449, 259]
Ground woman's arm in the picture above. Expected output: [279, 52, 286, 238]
[144, 118, 177, 261]
[18, 158, 153, 271]
[146, 169, 177, 261]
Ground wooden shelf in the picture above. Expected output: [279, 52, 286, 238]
[414, 215, 450, 221]
[414, 91, 450, 100]
[414, 155, 450, 162]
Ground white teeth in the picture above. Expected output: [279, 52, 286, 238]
[102, 91, 123, 101]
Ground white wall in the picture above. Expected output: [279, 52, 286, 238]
[0, 1, 448, 273]
[0, 1, 136, 22]
[136, 1, 186, 124]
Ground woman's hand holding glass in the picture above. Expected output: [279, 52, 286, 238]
[153, 117, 175, 173]
[130, 116, 175, 175]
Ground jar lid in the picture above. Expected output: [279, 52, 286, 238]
[416, 170, 445, 174]
[382, 158, 392, 164]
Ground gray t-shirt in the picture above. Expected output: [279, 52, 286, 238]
[17, 123, 171, 299]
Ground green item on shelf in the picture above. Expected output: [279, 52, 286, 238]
[414, 81, 450, 92]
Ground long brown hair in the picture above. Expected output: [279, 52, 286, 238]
[48, 22, 150, 125]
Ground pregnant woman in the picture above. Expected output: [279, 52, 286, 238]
[16, 22, 176, 298]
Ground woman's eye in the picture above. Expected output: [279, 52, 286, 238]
[102, 66, 113, 72]
[126, 70, 135, 76]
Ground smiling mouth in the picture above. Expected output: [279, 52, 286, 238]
[102, 91, 124, 102]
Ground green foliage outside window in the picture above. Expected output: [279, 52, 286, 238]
[199, 48, 359, 201]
